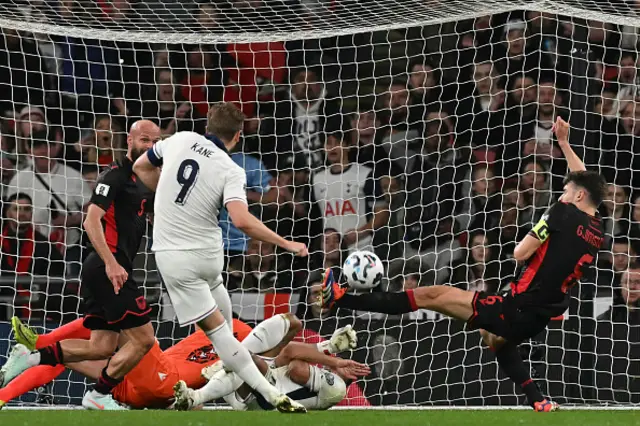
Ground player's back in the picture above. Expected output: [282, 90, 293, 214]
[152, 132, 246, 252]
[511, 201, 604, 316]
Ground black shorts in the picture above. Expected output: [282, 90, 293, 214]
[467, 292, 551, 343]
[81, 252, 151, 332]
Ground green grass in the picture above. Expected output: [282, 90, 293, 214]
[1, 410, 639, 426]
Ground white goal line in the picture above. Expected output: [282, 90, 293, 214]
[4, 405, 639, 411]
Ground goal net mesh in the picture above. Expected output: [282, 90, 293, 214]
[0, 0, 638, 407]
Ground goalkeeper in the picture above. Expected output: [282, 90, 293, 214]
[322, 117, 607, 412]
[0, 314, 365, 410]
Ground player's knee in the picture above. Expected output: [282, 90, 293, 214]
[287, 359, 310, 384]
[136, 333, 156, 354]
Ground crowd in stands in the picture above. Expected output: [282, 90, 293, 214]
[0, 4, 638, 327]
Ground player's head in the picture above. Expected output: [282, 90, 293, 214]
[324, 129, 352, 165]
[128, 120, 161, 162]
[621, 264, 640, 307]
[206, 102, 245, 149]
[559, 171, 607, 211]
[5, 192, 33, 235]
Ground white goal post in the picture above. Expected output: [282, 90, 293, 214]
[0, 0, 638, 409]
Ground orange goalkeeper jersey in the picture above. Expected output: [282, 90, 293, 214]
[112, 319, 253, 408]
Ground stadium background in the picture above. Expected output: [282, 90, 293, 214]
[0, 0, 638, 408]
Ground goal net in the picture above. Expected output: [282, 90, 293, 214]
[0, 0, 639, 408]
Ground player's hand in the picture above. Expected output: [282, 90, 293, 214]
[334, 359, 371, 380]
[106, 261, 128, 294]
[342, 230, 358, 247]
[329, 324, 358, 353]
[283, 241, 308, 257]
[552, 116, 570, 144]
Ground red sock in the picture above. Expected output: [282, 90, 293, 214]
[0, 365, 65, 403]
[36, 319, 91, 349]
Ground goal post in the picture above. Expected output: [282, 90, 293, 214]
[0, 0, 639, 408]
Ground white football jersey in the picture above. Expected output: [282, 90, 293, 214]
[150, 132, 247, 252]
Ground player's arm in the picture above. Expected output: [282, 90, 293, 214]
[133, 139, 166, 191]
[514, 203, 565, 262]
[513, 235, 542, 262]
[84, 171, 128, 292]
[274, 343, 370, 380]
[552, 116, 586, 172]
[225, 168, 307, 256]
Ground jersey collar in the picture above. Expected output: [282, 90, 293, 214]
[205, 134, 229, 154]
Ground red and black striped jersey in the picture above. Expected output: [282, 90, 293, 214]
[89, 157, 154, 269]
[509, 201, 604, 317]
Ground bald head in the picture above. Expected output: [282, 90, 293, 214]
[622, 267, 640, 307]
[128, 120, 161, 162]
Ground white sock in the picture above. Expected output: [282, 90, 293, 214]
[193, 371, 243, 406]
[205, 324, 280, 404]
[27, 352, 41, 367]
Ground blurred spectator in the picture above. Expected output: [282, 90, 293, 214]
[612, 51, 638, 116]
[584, 20, 620, 66]
[0, 192, 64, 276]
[270, 152, 311, 243]
[310, 227, 347, 281]
[7, 131, 91, 248]
[601, 99, 640, 189]
[13, 106, 50, 168]
[497, 204, 522, 259]
[602, 183, 630, 248]
[225, 41, 287, 116]
[0, 153, 16, 201]
[598, 264, 640, 324]
[494, 19, 552, 88]
[141, 68, 204, 136]
[220, 145, 285, 264]
[227, 239, 293, 291]
[598, 237, 636, 289]
[448, 229, 502, 293]
[378, 80, 422, 173]
[455, 60, 506, 149]
[260, 68, 339, 168]
[179, 46, 225, 119]
[310, 130, 389, 252]
[407, 59, 455, 125]
[81, 163, 100, 192]
[74, 115, 125, 166]
[517, 159, 552, 226]
[58, 33, 121, 115]
[351, 108, 401, 178]
[629, 194, 640, 254]
[0, 29, 50, 115]
[458, 162, 501, 231]
[504, 80, 566, 179]
[403, 116, 471, 262]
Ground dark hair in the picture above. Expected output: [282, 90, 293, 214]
[81, 163, 100, 176]
[563, 170, 607, 207]
[612, 237, 630, 247]
[206, 102, 245, 141]
[6, 192, 32, 204]
[627, 261, 640, 270]
[620, 50, 637, 62]
[324, 128, 352, 146]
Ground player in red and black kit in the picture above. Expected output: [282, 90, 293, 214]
[321, 117, 607, 412]
[0, 120, 162, 411]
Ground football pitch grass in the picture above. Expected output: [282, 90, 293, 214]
[1, 409, 639, 426]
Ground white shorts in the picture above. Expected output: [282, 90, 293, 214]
[155, 249, 224, 326]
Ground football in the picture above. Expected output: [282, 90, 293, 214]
[343, 250, 384, 290]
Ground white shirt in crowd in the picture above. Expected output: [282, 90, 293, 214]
[7, 162, 91, 245]
[311, 163, 386, 251]
[150, 131, 247, 253]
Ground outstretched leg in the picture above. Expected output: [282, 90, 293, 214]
[322, 269, 475, 321]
